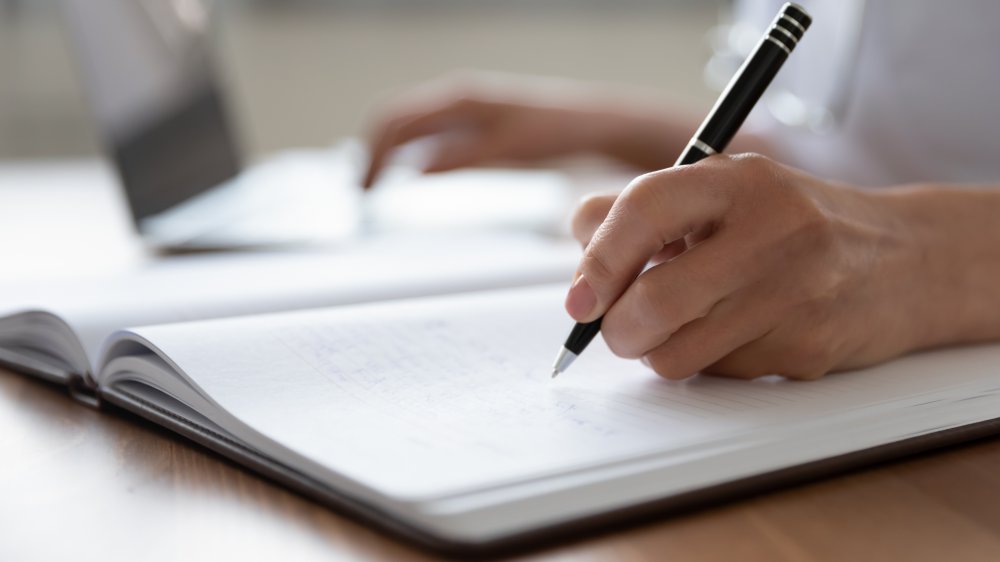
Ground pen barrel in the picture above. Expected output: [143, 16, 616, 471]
[681, 2, 811, 163]
[565, 317, 603, 355]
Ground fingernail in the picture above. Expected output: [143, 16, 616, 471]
[565, 275, 597, 320]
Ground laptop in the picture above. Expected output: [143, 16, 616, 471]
[59, 0, 571, 251]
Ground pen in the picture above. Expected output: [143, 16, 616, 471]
[552, 2, 812, 378]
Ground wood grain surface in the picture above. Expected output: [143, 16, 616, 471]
[4, 367, 1000, 562]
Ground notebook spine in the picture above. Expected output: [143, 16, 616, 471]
[67, 372, 102, 409]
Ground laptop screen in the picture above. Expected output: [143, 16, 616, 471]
[61, 0, 241, 225]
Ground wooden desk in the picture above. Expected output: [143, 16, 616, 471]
[4, 367, 1000, 562]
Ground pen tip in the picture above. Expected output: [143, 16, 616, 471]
[551, 347, 577, 378]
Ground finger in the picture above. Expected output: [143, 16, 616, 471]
[362, 98, 482, 189]
[570, 193, 618, 248]
[420, 130, 509, 174]
[566, 160, 735, 322]
[569, 193, 685, 289]
[704, 325, 834, 381]
[701, 337, 785, 380]
[640, 294, 772, 380]
[426, 108, 575, 172]
[602, 231, 751, 358]
[684, 223, 716, 249]
[649, 223, 712, 268]
[649, 239, 689, 266]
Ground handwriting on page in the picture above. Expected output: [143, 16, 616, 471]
[147, 286, 985, 498]
[252, 295, 899, 489]
[271, 315, 900, 440]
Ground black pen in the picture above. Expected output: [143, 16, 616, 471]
[551, 2, 812, 377]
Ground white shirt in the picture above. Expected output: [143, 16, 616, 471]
[734, 0, 1000, 186]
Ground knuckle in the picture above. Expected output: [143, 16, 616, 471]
[730, 152, 777, 174]
[600, 313, 640, 359]
[620, 173, 660, 216]
[731, 153, 788, 202]
[630, 276, 679, 331]
[578, 245, 617, 288]
[681, 154, 729, 178]
[618, 173, 675, 238]
[690, 153, 770, 196]
[643, 351, 687, 380]
[729, 153, 785, 188]
[602, 295, 664, 360]
[635, 269, 711, 333]
[622, 163, 734, 236]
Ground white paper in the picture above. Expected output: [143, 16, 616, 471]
[0, 233, 579, 367]
[111, 284, 1000, 501]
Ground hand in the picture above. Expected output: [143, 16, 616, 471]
[361, 72, 704, 188]
[566, 154, 929, 380]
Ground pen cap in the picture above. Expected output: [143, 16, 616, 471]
[768, 3, 813, 54]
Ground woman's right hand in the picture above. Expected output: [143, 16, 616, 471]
[361, 72, 699, 188]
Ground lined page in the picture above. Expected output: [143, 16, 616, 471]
[115, 285, 1000, 500]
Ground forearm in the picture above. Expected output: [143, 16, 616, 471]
[878, 184, 1000, 350]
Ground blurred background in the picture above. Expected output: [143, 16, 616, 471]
[0, 0, 725, 161]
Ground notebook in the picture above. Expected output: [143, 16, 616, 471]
[0, 232, 579, 385]
[3, 255, 1000, 554]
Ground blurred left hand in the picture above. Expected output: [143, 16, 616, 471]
[566, 153, 926, 380]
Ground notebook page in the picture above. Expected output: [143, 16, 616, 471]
[116, 284, 1000, 501]
[0, 233, 577, 367]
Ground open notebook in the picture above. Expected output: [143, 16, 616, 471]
[0, 232, 578, 387]
[4, 272, 1000, 552]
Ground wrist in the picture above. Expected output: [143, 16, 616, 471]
[874, 185, 1000, 350]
